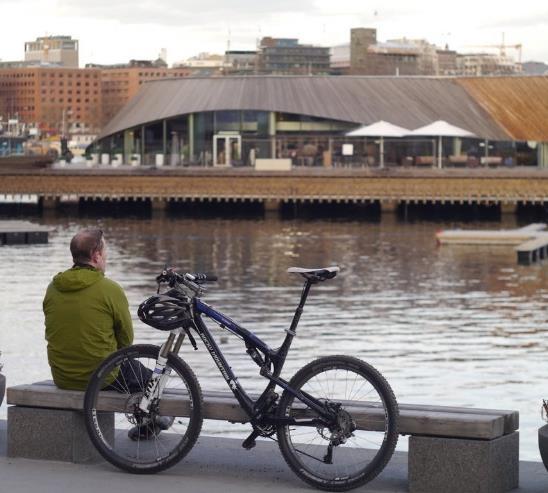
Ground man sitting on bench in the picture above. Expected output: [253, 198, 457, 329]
[43, 228, 171, 439]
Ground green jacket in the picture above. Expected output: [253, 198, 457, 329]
[43, 266, 133, 390]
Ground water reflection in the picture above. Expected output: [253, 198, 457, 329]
[0, 214, 547, 460]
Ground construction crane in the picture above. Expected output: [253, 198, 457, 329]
[465, 33, 523, 63]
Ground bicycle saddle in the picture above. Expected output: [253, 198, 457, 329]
[287, 266, 340, 282]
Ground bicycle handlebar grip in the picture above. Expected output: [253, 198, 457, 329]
[190, 273, 218, 282]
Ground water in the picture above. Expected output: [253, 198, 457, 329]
[0, 213, 547, 460]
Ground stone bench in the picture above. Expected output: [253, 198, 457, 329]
[7, 381, 519, 493]
[0, 373, 5, 406]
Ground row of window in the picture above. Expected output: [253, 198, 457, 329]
[136, 72, 188, 77]
[41, 89, 99, 95]
[42, 97, 98, 103]
[0, 89, 35, 96]
[40, 81, 99, 86]
[3, 106, 35, 112]
[103, 88, 128, 94]
[0, 82, 36, 87]
[0, 72, 99, 79]
[40, 72, 99, 79]
[103, 80, 130, 86]
[0, 98, 35, 105]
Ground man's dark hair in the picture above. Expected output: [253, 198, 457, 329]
[70, 229, 104, 264]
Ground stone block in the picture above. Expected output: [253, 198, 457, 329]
[538, 425, 548, 471]
[0, 374, 5, 406]
[8, 406, 113, 463]
[409, 432, 519, 493]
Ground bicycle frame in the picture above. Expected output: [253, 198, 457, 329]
[183, 279, 335, 428]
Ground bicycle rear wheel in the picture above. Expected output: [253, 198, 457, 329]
[83, 344, 203, 474]
[276, 355, 398, 491]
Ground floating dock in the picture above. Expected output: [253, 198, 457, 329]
[436, 224, 548, 265]
[0, 221, 52, 245]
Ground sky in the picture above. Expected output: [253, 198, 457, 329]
[0, 0, 547, 66]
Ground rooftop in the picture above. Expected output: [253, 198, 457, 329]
[99, 75, 548, 141]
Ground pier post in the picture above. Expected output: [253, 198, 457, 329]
[39, 197, 59, 211]
[500, 202, 517, 215]
[150, 198, 168, 214]
[380, 200, 399, 214]
[263, 199, 281, 215]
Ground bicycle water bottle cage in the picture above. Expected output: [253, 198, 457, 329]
[287, 266, 340, 283]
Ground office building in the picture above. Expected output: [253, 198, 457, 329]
[258, 38, 330, 75]
[24, 35, 79, 68]
[0, 67, 102, 135]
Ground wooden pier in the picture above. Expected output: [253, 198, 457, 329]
[0, 221, 51, 245]
[1, 167, 548, 213]
[436, 224, 548, 265]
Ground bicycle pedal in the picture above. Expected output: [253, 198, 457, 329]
[242, 430, 259, 450]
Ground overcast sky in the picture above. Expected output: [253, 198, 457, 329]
[1, 0, 547, 66]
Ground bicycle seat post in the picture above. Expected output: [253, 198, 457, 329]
[277, 280, 313, 363]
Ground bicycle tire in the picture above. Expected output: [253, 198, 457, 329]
[84, 344, 203, 474]
[276, 355, 398, 491]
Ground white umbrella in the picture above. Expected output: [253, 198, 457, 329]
[407, 120, 475, 168]
[346, 120, 411, 168]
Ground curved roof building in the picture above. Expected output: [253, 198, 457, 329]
[92, 76, 548, 168]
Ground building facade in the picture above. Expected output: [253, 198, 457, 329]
[456, 53, 522, 76]
[258, 38, 330, 75]
[337, 28, 520, 76]
[224, 51, 258, 75]
[89, 76, 547, 169]
[87, 60, 192, 125]
[173, 53, 226, 76]
[24, 35, 79, 68]
[0, 67, 102, 135]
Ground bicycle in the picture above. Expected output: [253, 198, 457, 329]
[84, 266, 399, 491]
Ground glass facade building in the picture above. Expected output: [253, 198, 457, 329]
[90, 76, 548, 168]
[90, 110, 368, 167]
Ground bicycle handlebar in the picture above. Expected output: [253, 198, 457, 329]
[156, 269, 217, 287]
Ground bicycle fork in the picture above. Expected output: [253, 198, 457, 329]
[138, 329, 185, 413]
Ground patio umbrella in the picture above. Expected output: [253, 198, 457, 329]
[346, 120, 411, 168]
[406, 120, 475, 168]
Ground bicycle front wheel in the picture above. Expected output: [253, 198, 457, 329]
[84, 344, 203, 474]
[276, 355, 398, 491]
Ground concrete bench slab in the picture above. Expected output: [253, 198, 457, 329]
[6, 381, 520, 492]
[7, 381, 518, 439]
[0, 373, 5, 406]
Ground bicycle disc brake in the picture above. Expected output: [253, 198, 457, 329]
[125, 393, 159, 426]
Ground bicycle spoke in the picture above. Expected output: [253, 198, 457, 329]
[277, 356, 398, 490]
[84, 345, 202, 473]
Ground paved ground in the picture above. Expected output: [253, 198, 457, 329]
[0, 420, 547, 493]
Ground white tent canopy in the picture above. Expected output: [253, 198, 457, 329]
[407, 120, 476, 168]
[346, 120, 411, 137]
[346, 120, 411, 168]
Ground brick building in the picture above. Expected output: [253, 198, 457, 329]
[0, 60, 193, 138]
[0, 67, 102, 135]
[87, 60, 192, 125]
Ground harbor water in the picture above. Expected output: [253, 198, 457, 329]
[0, 213, 547, 461]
